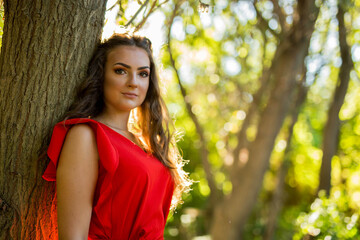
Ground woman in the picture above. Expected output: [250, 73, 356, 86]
[42, 33, 191, 240]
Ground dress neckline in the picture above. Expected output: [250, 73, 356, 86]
[89, 119, 147, 154]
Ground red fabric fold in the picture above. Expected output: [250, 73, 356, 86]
[42, 118, 174, 239]
[43, 118, 118, 181]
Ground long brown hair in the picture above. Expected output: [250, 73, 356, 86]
[64, 33, 191, 209]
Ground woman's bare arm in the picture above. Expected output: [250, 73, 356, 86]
[56, 124, 99, 240]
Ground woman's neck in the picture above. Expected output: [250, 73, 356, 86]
[94, 110, 145, 150]
[94, 110, 130, 131]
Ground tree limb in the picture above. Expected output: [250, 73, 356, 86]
[270, 0, 286, 32]
[107, 0, 121, 11]
[231, 31, 272, 184]
[154, 0, 170, 10]
[253, 1, 280, 38]
[317, 2, 354, 195]
[166, 1, 221, 205]
[134, 0, 156, 32]
[264, 64, 308, 240]
[125, 0, 150, 27]
[134, 0, 159, 32]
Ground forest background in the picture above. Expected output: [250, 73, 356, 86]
[0, 0, 360, 239]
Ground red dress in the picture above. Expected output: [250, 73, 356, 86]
[42, 118, 175, 240]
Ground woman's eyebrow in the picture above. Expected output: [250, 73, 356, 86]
[114, 62, 150, 70]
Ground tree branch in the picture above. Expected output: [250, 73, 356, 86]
[125, 0, 150, 27]
[253, 1, 280, 38]
[134, 0, 158, 32]
[231, 31, 272, 184]
[270, 0, 286, 32]
[166, 1, 221, 204]
[264, 66, 308, 240]
[317, 2, 354, 195]
[154, 0, 170, 10]
[116, 0, 170, 32]
[107, 0, 121, 11]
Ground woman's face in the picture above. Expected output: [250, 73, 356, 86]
[103, 45, 150, 113]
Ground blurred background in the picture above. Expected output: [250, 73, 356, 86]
[2, 0, 360, 239]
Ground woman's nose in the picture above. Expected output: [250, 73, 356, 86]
[127, 72, 138, 88]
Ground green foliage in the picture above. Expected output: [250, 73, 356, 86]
[159, 0, 360, 238]
[294, 190, 360, 240]
[109, 0, 360, 238]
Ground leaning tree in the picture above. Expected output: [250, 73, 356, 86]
[0, 1, 107, 239]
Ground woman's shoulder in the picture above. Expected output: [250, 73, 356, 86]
[43, 118, 100, 182]
[65, 123, 96, 141]
[58, 117, 101, 126]
[61, 120, 98, 152]
[60, 120, 100, 155]
[53, 118, 105, 134]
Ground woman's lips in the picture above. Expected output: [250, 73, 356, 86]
[122, 92, 138, 98]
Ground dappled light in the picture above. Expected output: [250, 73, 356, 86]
[1, 0, 360, 239]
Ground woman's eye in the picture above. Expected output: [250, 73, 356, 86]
[115, 69, 126, 74]
[140, 72, 149, 78]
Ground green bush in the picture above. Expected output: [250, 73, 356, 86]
[293, 190, 359, 240]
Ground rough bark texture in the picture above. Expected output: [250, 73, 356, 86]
[0, 0, 107, 239]
[317, 4, 353, 195]
[210, 1, 320, 239]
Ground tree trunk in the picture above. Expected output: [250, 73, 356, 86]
[264, 71, 308, 240]
[0, 1, 107, 239]
[210, 1, 320, 239]
[317, 3, 353, 195]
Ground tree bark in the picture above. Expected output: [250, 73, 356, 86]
[317, 3, 353, 195]
[210, 1, 320, 239]
[0, 0, 107, 239]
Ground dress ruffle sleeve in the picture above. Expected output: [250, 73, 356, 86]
[42, 118, 119, 181]
[42, 118, 119, 238]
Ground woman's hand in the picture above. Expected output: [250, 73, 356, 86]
[56, 124, 99, 240]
